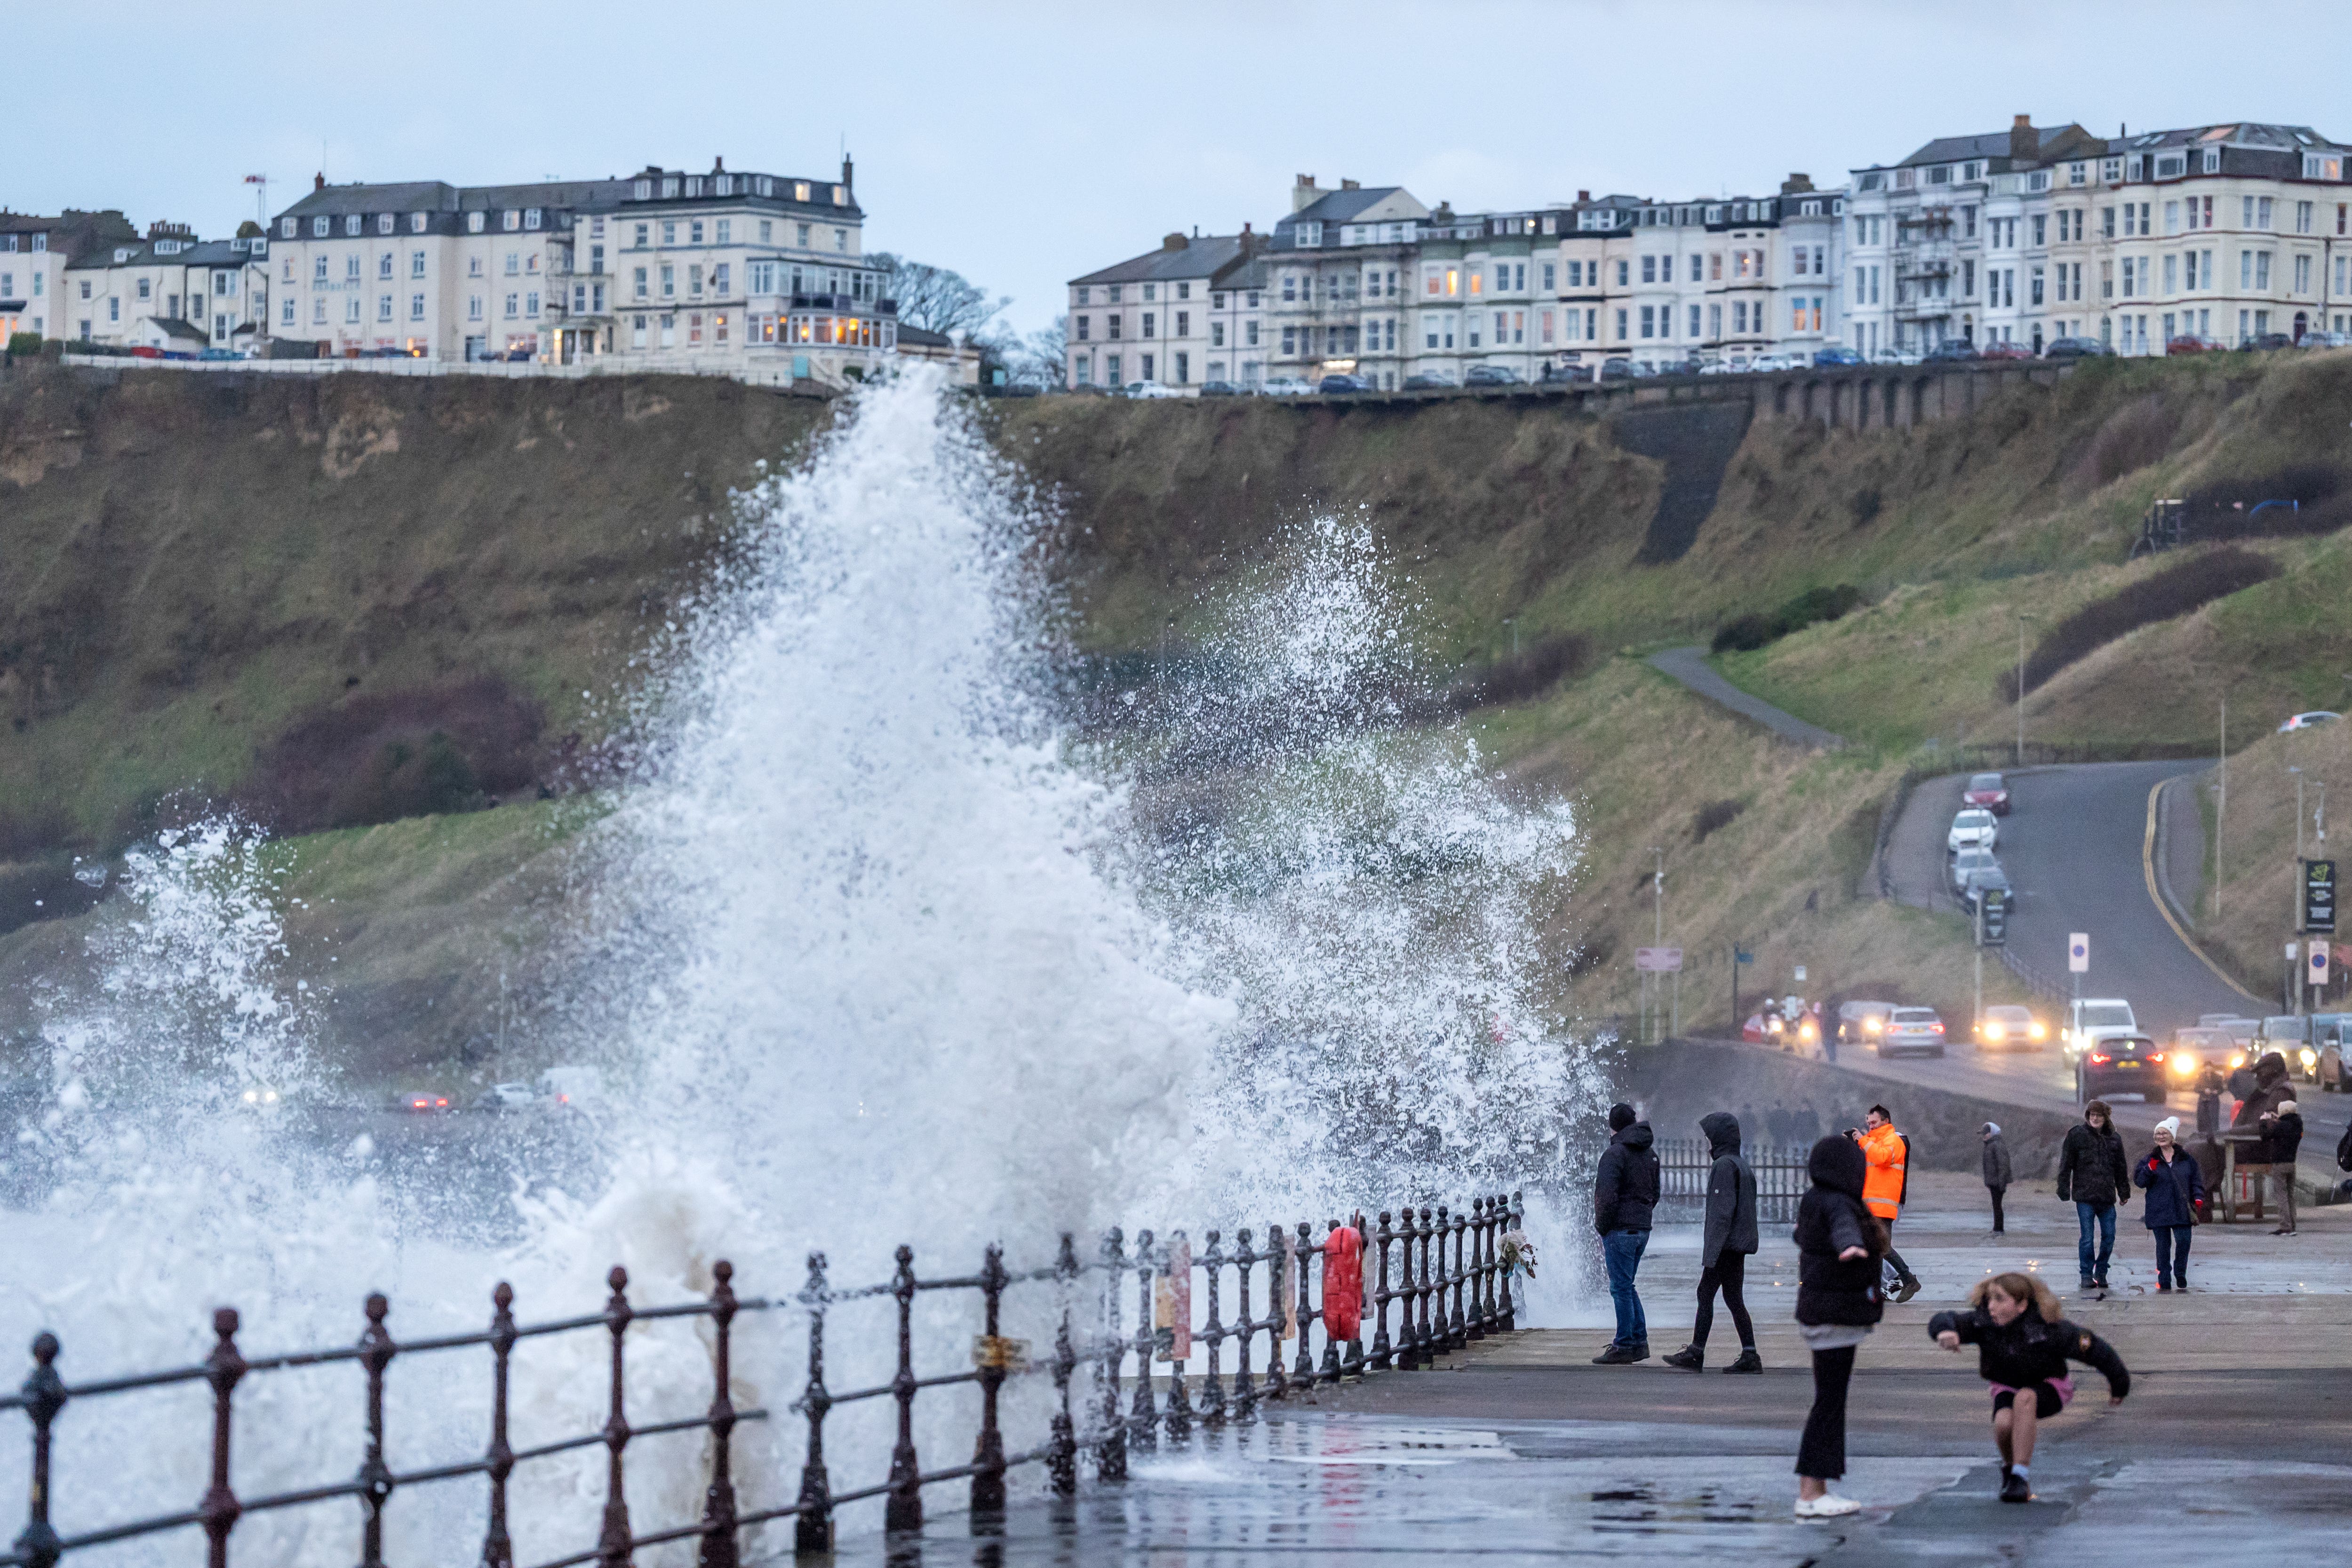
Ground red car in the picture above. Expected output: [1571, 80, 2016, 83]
[1978, 341, 2033, 361]
[2165, 334, 2222, 355]
[1961, 771, 2011, 816]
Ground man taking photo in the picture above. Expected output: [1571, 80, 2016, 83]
[1856, 1105, 1922, 1303]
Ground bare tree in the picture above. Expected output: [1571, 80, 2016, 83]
[869, 253, 1010, 337]
[1024, 316, 1069, 388]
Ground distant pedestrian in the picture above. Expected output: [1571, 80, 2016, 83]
[1856, 1106, 1921, 1302]
[2132, 1115, 2204, 1290]
[2263, 1100, 2304, 1235]
[1929, 1272, 2129, 1503]
[1590, 1102, 1660, 1364]
[1792, 1134, 1886, 1520]
[1981, 1122, 2013, 1234]
[2055, 1100, 2129, 1290]
[1665, 1112, 1762, 1373]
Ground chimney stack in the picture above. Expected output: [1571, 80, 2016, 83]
[314, 172, 325, 191]
[1163, 231, 1186, 252]
[1292, 174, 1322, 213]
[841, 153, 854, 190]
[1341, 177, 1360, 191]
[1578, 189, 1590, 202]
[2010, 114, 2036, 161]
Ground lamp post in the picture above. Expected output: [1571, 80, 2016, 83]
[2015, 613, 2036, 767]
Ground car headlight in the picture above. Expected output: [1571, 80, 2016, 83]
[1984, 1022, 2005, 1040]
[2301, 1048, 2319, 1071]
[2229, 1052, 2248, 1069]
[242, 1090, 258, 1104]
[2029, 1022, 2046, 1039]
[1865, 1017, 1883, 1034]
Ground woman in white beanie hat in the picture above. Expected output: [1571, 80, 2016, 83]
[2131, 1117, 2205, 1290]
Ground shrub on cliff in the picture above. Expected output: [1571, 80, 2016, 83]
[1709, 584, 1865, 653]
[1997, 546, 2280, 700]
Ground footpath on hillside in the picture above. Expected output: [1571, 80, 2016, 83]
[1647, 646, 1845, 748]
[877, 1172, 2352, 1563]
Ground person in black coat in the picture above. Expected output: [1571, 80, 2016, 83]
[1930, 1272, 2129, 1502]
[1980, 1122, 2013, 1234]
[1591, 1102, 1660, 1364]
[2263, 1100, 2304, 1235]
[2054, 1101, 2129, 1289]
[1665, 1112, 1762, 1373]
[2132, 1116, 2205, 1289]
[1792, 1134, 1885, 1519]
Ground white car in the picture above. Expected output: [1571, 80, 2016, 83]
[2279, 710, 2341, 732]
[2062, 998, 2139, 1063]
[1947, 808, 1999, 853]
[1259, 376, 1316, 398]
[1121, 381, 1184, 400]
[1872, 348, 1925, 366]
[1750, 353, 1797, 373]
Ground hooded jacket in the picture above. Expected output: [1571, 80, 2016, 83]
[2232, 1053, 2294, 1159]
[2132, 1142, 2206, 1228]
[1793, 1135, 1886, 1328]
[2056, 1116, 2129, 1209]
[1858, 1121, 1907, 1220]
[1927, 1301, 2130, 1398]
[2268, 1109, 2304, 1166]
[1981, 1126, 2013, 1190]
[1593, 1121, 1660, 1234]
[1699, 1112, 1759, 1270]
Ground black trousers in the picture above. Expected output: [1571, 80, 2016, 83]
[1797, 1344, 1858, 1480]
[1882, 1218, 1916, 1287]
[1989, 1186, 2007, 1232]
[1692, 1252, 1755, 1350]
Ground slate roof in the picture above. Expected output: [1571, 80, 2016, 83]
[1070, 234, 1251, 287]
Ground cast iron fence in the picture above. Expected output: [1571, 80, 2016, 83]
[1653, 1139, 1810, 1225]
[0, 1193, 1525, 1567]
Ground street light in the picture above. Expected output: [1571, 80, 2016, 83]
[2015, 613, 2037, 767]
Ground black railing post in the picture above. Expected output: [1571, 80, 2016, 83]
[1049, 1234, 1079, 1497]
[1342, 1212, 1367, 1379]
[1448, 1208, 1468, 1349]
[14, 1333, 64, 1568]
[1317, 1220, 1343, 1384]
[793, 1253, 835, 1556]
[1464, 1199, 1487, 1341]
[1161, 1232, 1193, 1442]
[1417, 1207, 1437, 1362]
[1262, 1219, 1290, 1401]
[1230, 1228, 1257, 1424]
[482, 1283, 516, 1568]
[1501, 1190, 1523, 1331]
[697, 1260, 740, 1568]
[1432, 1205, 1454, 1353]
[1485, 1193, 1505, 1334]
[885, 1245, 922, 1534]
[356, 1293, 396, 1568]
[597, 1267, 634, 1568]
[1097, 1229, 1127, 1481]
[1127, 1229, 1158, 1450]
[1291, 1222, 1316, 1384]
[1369, 1212, 1394, 1371]
[971, 1242, 1010, 1518]
[1199, 1231, 1226, 1427]
[199, 1307, 245, 1568]
[1396, 1204, 1421, 1369]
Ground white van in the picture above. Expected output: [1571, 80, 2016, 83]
[2062, 998, 2138, 1063]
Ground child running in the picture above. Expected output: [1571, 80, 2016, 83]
[1929, 1272, 2129, 1502]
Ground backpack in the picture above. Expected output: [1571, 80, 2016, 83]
[1898, 1133, 1912, 1207]
[2337, 1119, 2352, 1174]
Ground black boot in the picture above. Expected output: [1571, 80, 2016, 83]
[1724, 1347, 1763, 1374]
[1661, 1345, 1704, 1371]
[1999, 1471, 2033, 1503]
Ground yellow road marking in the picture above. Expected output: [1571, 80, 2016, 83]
[2143, 778, 2261, 1003]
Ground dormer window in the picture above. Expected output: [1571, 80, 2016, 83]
[281, 217, 297, 238]
[2153, 154, 2185, 179]
[1963, 160, 1986, 181]
[714, 175, 732, 196]
[344, 215, 362, 235]
[377, 214, 393, 234]
[755, 176, 773, 197]
[2028, 170, 2052, 191]
[794, 181, 811, 202]
[469, 211, 486, 234]
[2308, 153, 2345, 180]
[525, 208, 542, 230]
[410, 213, 427, 233]
[634, 179, 653, 199]
[662, 177, 681, 198]
[832, 185, 847, 204]
[114, 247, 130, 263]
[313, 216, 330, 237]
[1298, 221, 1323, 247]
[685, 176, 703, 198]
[2126, 155, 2145, 181]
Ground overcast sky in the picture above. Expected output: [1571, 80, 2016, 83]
[19, 0, 2350, 336]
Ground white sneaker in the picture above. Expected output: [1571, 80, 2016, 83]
[1795, 1493, 1863, 1519]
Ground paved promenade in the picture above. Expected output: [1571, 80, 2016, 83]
[826, 1173, 2352, 1563]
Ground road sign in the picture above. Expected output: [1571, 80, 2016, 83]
[1978, 887, 2009, 946]
[1734, 949, 1754, 965]
[2310, 939, 2331, 988]
[2303, 860, 2336, 934]
[1793, 966, 1807, 982]
[1635, 947, 1683, 973]
[2068, 932, 2089, 973]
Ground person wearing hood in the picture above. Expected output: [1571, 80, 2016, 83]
[1981, 1122, 2013, 1235]
[2261, 1099, 2304, 1235]
[2132, 1115, 2205, 1290]
[1931, 1272, 2129, 1502]
[1792, 1133, 1886, 1520]
[1591, 1102, 1661, 1364]
[2055, 1100, 2129, 1290]
[1665, 1113, 1762, 1373]
[2231, 1051, 2294, 1220]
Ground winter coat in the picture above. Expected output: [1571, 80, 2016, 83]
[2269, 1111, 2305, 1167]
[1981, 1133, 2013, 1191]
[2132, 1144, 2205, 1229]
[2232, 1054, 2294, 1158]
[1926, 1304, 2131, 1399]
[1593, 1122, 1661, 1234]
[1793, 1135, 1886, 1328]
[2056, 1119, 2129, 1209]
[1699, 1112, 1759, 1270]
[1858, 1122, 1908, 1220]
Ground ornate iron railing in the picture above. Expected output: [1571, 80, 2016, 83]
[1654, 1139, 1811, 1225]
[0, 1192, 1525, 1566]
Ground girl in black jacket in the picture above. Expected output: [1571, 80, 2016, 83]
[1792, 1134, 1886, 1519]
[1930, 1272, 2129, 1503]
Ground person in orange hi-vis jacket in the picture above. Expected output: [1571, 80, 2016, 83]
[1856, 1105, 1922, 1303]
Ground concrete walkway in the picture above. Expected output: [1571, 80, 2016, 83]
[1646, 646, 1844, 748]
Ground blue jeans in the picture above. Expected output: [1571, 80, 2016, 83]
[2153, 1225, 2193, 1286]
[1603, 1229, 1650, 1347]
[2075, 1202, 2116, 1281]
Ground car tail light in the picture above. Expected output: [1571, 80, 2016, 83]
[436, 1098, 448, 1109]
[410, 1098, 428, 1109]
[2147, 1051, 2165, 1063]
[1929, 1022, 1944, 1033]
[2089, 1052, 2111, 1065]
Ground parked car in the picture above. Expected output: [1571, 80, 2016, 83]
[2247, 332, 2296, 351]
[480, 1082, 542, 1110]
[1947, 845, 2000, 895]
[1463, 364, 1523, 386]
[1872, 348, 1924, 366]
[197, 346, 241, 361]
[397, 1089, 453, 1113]
[1598, 357, 1635, 381]
[2062, 997, 2139, 1063]
[1537, 362, 1585, 384]
[1197, 380, 1247, 397]
[1259, 376, 1316, 398]
[1317, 373, 1377, 394]
[1700, 355, 1747, 375]
[1813, 346, 1866, 367]
[1122, 381, 1183, 399]
[1975, 1003, 2046, 1051]
[2164, 334, 2223, 355]
[1924, 340, 1979, 362]
[1879, 1006, 1947, 1058]
[1962, 772, 2011, 816]
[1957, 865, 2011, 915]
[2279, 710, 2340, 732]
[2041, 336, 2111, 359]
[2079, 1034, 2167, 1104]
[1403, 370, 1459, 390]
[2304, 331, 2352, 350]
[1977, 341, 2033, 361]
[1947, 808, 2000, 853]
